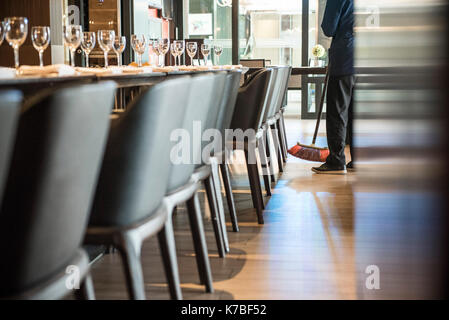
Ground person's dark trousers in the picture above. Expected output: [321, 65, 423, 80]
[325, 74, 356, 167]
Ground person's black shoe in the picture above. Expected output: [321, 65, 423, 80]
[312, 163, 347, 175]
[347, 161, 355, 172]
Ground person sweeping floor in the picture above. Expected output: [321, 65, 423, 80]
[290, 0, 355, 174]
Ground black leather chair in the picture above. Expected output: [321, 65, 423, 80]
[165, 73, 223, 294]
[191, 72, 230, 256]
[214, 71, 242, 233]
[85, 78, 190, 300]
[229, 69, 272, 224]
[264, 66, 292, 168]
[0, 90, 22, 207]
[0, 82, 116, 299]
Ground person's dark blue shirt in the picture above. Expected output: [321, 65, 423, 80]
[321, 0, 354, 76]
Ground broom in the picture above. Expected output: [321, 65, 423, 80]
[288, 65, 330, 162]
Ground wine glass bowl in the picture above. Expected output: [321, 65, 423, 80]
[201, 44, 211, 66]
[98, 30, 115, 68]
[81, 32, 96, 68]
[63, 25, 82, 67]
[131, 35, 146, 67]
[214, 44, 223, 66]
[4, 17, 29, 69]
[186, 42, 198, 66]
[31, 26, 51, 67]
[113, 36, 126, 66]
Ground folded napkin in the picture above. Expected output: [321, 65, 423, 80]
[121, 66, 154, 74]
[0, 67, 16, 79]
[75, 67, 123, 76]
[18, 64, 76, 77]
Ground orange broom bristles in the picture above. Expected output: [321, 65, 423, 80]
[288, 144, 330, 162]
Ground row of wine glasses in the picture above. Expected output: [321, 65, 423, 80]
[64, 26, 126, 68]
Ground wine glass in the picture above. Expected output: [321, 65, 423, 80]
[113, 36, 126, 66]
[157, 38, 170, 67]
[4, 17, 29, 69]
[149, 39, 160, 66]
[170, 43, 179, 67]
[201, 43, 211, 66]
[0, 21, 6, 46]
[63, 25, 82, 67]
[31, 26, 50, 67]
[214, 44, 223, 66]
[174, 40, 185, 66]
[186, 42, 198, 66]
[131, 35, 146, 67]
[98, 30, 115, 68]
[81, 32, 96, 68]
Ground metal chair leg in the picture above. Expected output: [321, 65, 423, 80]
[244, 148, 265, 224]
[204, 176, 226, 258]
[257, 136, 272, 196]
[186, 193, 214, 293]
[74, 274, 95, 300]
[265, 128, 276, 183]
[116, 231, 146, 300]
[157, 218, 183, 300]
[210, 158, 230, 253]
[220, 163, 239, 232]
[270, 123, 284, 173]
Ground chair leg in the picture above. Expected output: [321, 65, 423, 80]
[116, 231, 146, 300]
[204, 176, 226, 258]
[157, 218, 183, 300]
[277, 117, 288, 163]
[265, 128, 276, 183]
[244, 148, 265, 224]
[220, 163, 239, 232]
[186, 193, 214, 293]
[210, 158, 230, 253]
[270, 123, 284, 173]
[74, 274, 95, 300]
[257, 136, 272, 196]
[280, 112, 289, 162]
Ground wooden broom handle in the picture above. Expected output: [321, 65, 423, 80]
[312, 65, 330, 145]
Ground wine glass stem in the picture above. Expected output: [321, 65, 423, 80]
[104, 51, 108, 68]
[39, 50, 44, 67]
[117, 53, 120, 66]
[217, 56, 220, 66]
[71, 50, 75, 67]
[13, 47, 19, 69]
[138, 54, 142, 67]
[86, 54, 89, 68]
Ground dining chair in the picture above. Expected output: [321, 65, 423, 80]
[228, 69, 272, 224]
[0, 82, 116, 299]
[192, 72, 230, 255]
[214, 71, 242, 233]
[165, 73, 221, 294]
[0, 90, 22, 207]
[262, 66, 292, 175]
[85, 77, 190, 300]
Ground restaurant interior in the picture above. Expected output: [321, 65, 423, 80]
[0, 0, 448, 301]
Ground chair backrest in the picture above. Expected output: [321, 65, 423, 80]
[0, 82, 116, 297]
[261, 67, 279, 124]
[0, 90, 22, 207]
[89, 77, 191, 227]
[230, 68, 272, 132]
[266, 66, 292, 119]
[216, 71, 242, 135]
[167, 74, 216, 192]
[276, 66, 292, 111]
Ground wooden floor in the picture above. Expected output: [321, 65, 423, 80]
[90, 118, 445, 300]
